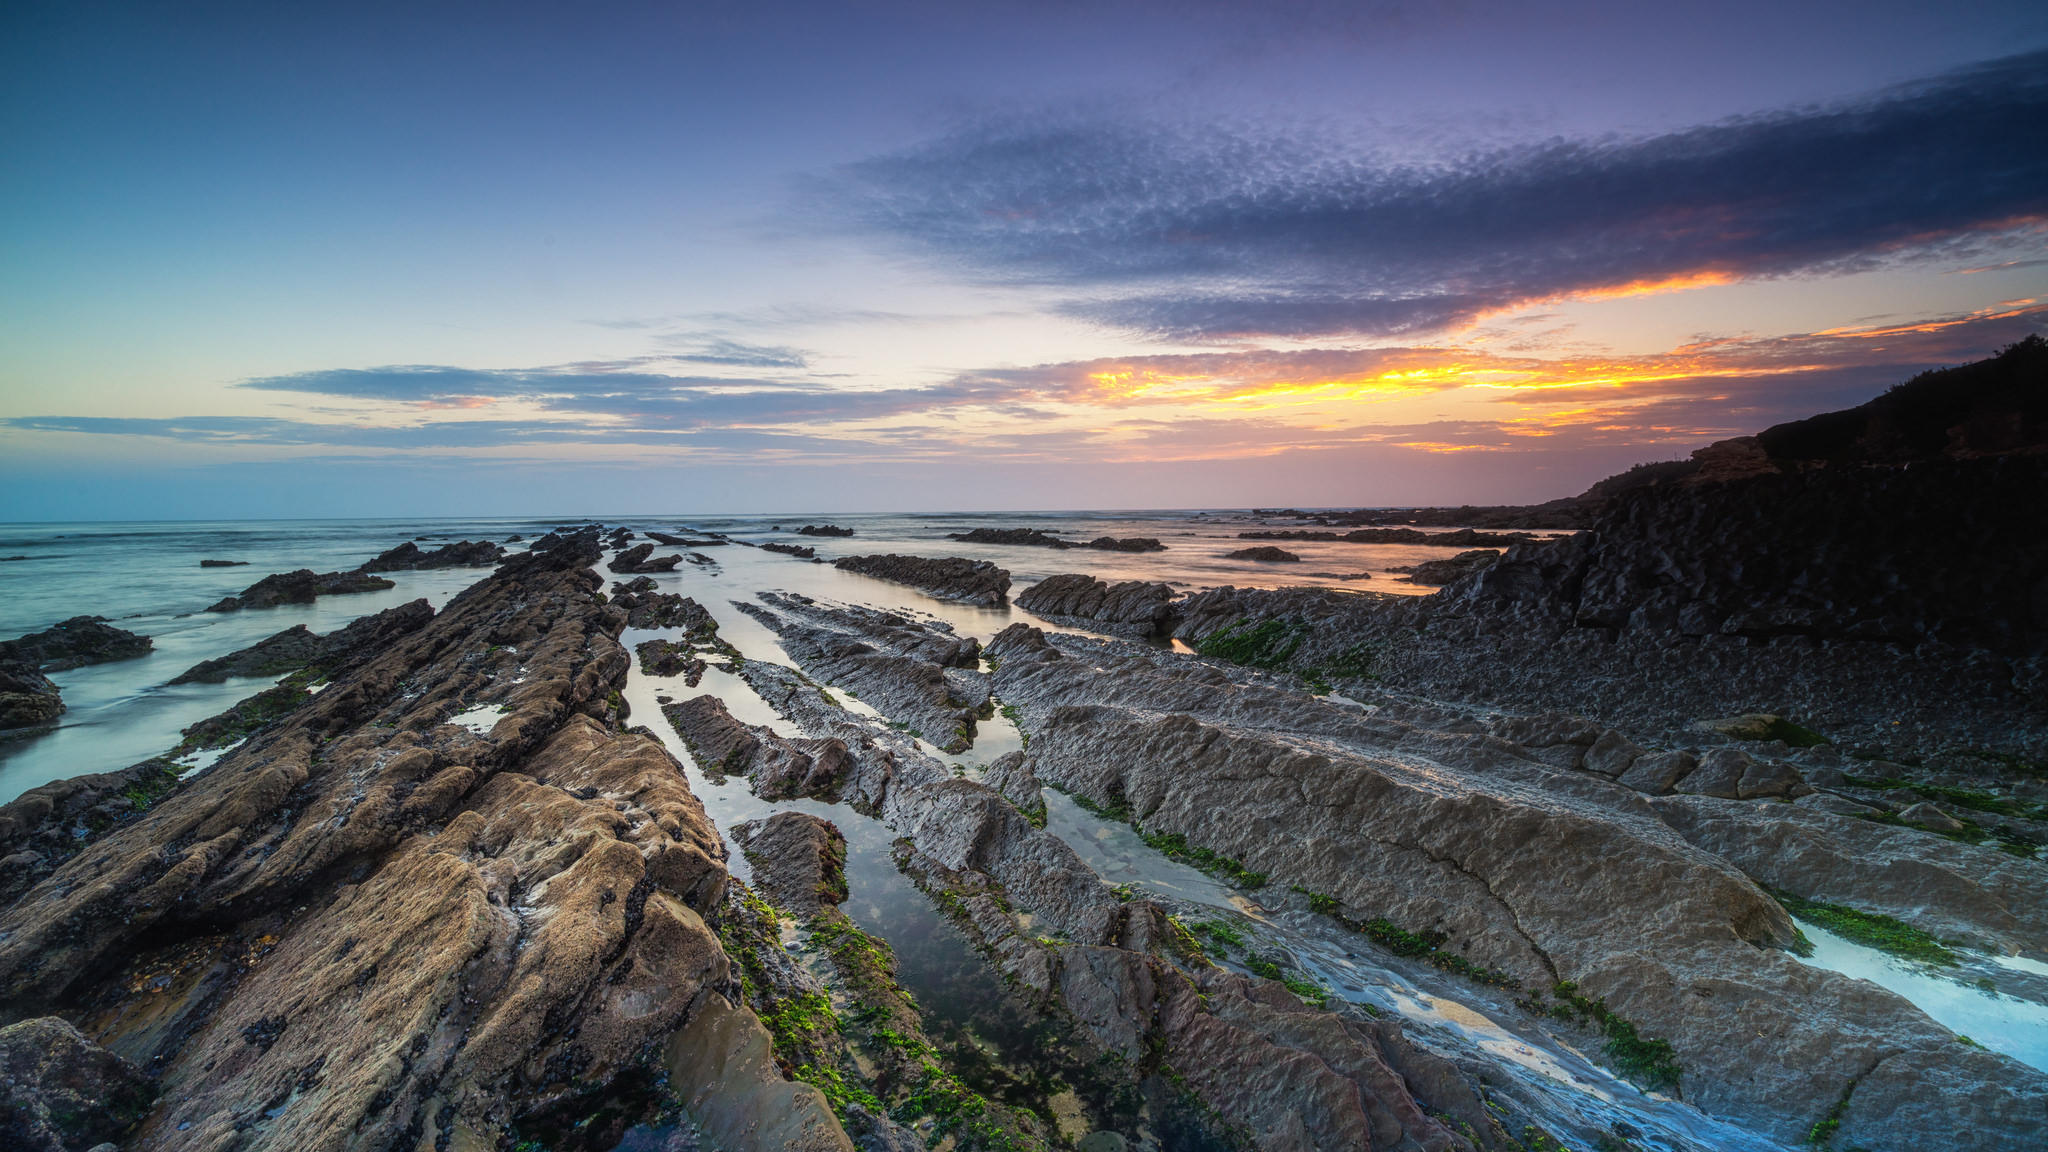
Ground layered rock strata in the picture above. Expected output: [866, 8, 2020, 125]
[0, 531, 842, 1151]
[206, 568, 395, 612]
[832, 553, 1011, 606]
[1016, 574, 1176, 639]
[169, 599, 434, 684]
[982, 623, 2048, 1150]
[734, 592, 988, 752]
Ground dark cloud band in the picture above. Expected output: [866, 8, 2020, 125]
[823, 50, 2048, 339]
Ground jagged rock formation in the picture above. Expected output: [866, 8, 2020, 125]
[0, 615, 156, 730]
[1389, 548, 1500, 585]
[608, 577, 715, 630]
[1017, 574, 1177, 638]
[0, 531, 841, 1151]
[205, 568, 395, 612]
[763, 541, 817, 558]
[984, 623, 2048, 1149]
[796, 524, 854, 537]
[357, 539, 505, 571]
[607, 542, 683, 573]
[169, 599, 434, 684]
[831, 553, 1011, 606]
[2, 615, 153, 670]
[735, 592, 988, 752]
[636, 638, 706, 684]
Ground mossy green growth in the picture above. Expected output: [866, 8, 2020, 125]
[1136, 828, 1267, 888]
[1807, 1080, 1856, 1146]
[1758, 717, 1829, 747]
[1241, 953, 1329, 1008]
[1537, 982, 1681, 1092]
[1360, 919, 1519, 989]
[1194, 617, 1305, 670]
[1290, 884, 1341, 915]
[1845, 775, 2048, 822]
[1768, 888, 1958, 966]
[1189, 919, 1245, 951]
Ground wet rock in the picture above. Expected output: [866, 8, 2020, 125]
[608, 542, 684, 573]
[205, 568, 395, 612]
[610, 583, 715, 631]
[763, 541, 816, 558]
[1674, 747, 1753, 798]
[1617, 749, 1698, 795]
[636, 639, 707, 685]
[1224, 546, 1300, 562]
[1793, 792, 1881, 816]
[1082, 536, 1166, 552]
[737, 593, 987, 752]
[730, 812, 847, 917]
[357, 538, 505, 571]
[1016, 574, 1177, 638]
[796, 524, 854, 537]
[0, 534, 807, 1151]
[170, 599, 434, 684]
[0, 660, 64, 730]
[2, 615, 153, 670]
[0, 1016, 154, 1152]
[1389, 549, 1502, 585]
[1582, 730, 1644, 777]
[832, 554, 1011, 607]
[199, 558, 248, 567]
[947, 527, 1069, 548]
[664, 694, 853, 800]
[1896, 801, 1967, 832]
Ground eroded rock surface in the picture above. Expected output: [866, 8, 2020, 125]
[832, 553, 1011, 606]
[0, 1016, 155, 1152]
[0, 531, 833, 1152]
[169, 599, 433, 684]
[737, 592, 989, 752]
[983, 623, 2048, 1149]
[1016, 574, 1176, 638]
[206, 568, 395, 612]
[608, 542, 684, 573]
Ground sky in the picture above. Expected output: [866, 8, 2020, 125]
[3, 0, 2045, 519]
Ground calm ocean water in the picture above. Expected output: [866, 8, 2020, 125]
[0, 508, 1471, 804]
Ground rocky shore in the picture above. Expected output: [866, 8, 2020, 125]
[0, 616, 155, 731]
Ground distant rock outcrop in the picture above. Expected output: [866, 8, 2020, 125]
[796, 524, 854, 537]
[832, 553, 1011, 606]
[358, 539, 505, 571]
[0, 615, 153, 671]
[206, 568, 395, 612]
[1225, 545, 1300, 562]
[171, 598, 434, 684]
[606, 542, 683, 573]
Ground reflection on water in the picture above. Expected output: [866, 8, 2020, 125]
[1787, 922, 2048, 1072]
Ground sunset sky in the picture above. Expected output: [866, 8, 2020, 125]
[4, 0, 2045, 518]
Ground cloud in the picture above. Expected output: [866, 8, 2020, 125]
[662, 338, 810, 369]
[818, 50, 2048, 339]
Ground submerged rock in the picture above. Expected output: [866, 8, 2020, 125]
[832, 553, 1011, 607]
[198, 558, 248, 567]
[795, 524, 854, 537]
[762, 541, 816, 558]
[1081, 536, 1166, 552]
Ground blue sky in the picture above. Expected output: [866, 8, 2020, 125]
[4, 0, 2045, 518]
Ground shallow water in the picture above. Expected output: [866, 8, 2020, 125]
[1787, 922, 2048, 1072]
